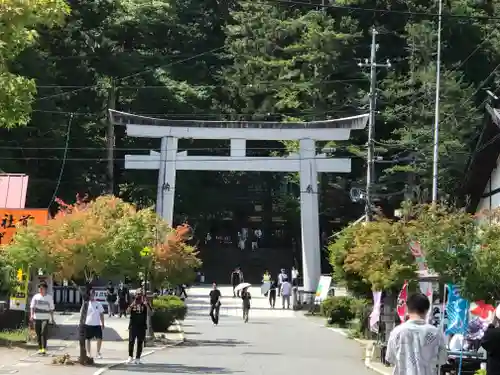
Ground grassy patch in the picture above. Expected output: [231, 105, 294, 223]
[0, 328, 28, 343]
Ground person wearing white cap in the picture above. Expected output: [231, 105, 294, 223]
[480, 305, 500, 375]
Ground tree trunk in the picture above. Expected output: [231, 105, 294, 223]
[77, 284, 94, 365]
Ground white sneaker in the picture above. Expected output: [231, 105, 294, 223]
[96, 353, 103, 359]
[126, 357, 134, 364]
[134, 359, 142, 365]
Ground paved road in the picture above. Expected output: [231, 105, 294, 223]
[107, 285, 375, 375]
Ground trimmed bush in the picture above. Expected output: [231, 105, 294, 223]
[151, 295, 187, 332]
[349, 298, 371, 338]
[320, 296, 356, 327]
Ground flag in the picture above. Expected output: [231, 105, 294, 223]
[370, 291, 382, 333]
[470, 300, 495, 321]
[397, 281, 408, 323]
[445, 284, 469, 335]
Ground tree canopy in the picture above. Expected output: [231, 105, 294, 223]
[0, 0, 69, 128]
[4, 195, 200, 285]
[0, 0, 498, 251]
[329, 202, 500, 303]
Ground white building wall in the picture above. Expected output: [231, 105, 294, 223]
[477, 154, 500, 212]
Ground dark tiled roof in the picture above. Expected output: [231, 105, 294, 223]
[463, 104, 500, 212]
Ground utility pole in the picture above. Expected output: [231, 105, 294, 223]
[431, 0, 443, 203]
[359, 27, 391, 222]
[106, 79, 116, 195]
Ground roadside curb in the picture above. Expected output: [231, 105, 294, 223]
[93, 319, 185, 375]
[364, 345, 391, 375]
[327, 326, 390, 375]
[327, 327, 366, 345]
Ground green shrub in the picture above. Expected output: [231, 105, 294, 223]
[320, 296, 356, 326]
[349, 298, 372, 338]
[151, 295, 187, 332]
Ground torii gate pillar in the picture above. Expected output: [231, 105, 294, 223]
[156, 137, 178, 224]
[299, 138, 321, 293]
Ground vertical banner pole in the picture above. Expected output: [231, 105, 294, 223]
[436, 284, 447, 375]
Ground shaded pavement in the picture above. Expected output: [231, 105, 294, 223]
[0, 311, 141, 374]
[107, 285, 376, 375]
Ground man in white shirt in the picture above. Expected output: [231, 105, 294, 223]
[291, 267, 299, 286]
[277, 269, 287, 297]
[82, 289, 105, 359]
[386, 293, 447, 375]
[30, 282, 55, 355]
[280, 277, 292, 309]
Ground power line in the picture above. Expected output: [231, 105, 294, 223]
[47, 114, 74, 209]
[0, 155, 361, 162]
[30, 106, 359, 117]
[268, 0, 500, 21]
[35, 78, 366, 90]
[0, 146, 320, 151]
[35, 46, 226, 102]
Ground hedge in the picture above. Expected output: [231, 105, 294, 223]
[151, 295, 187, 332]
[320, 296, 369, 328]
[320, 296, 356, 326]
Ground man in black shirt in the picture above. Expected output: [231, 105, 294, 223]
[126, 292, 148, 364]
[117, 282, 130, 318]
[106, 281, 117, 317]
[209, 283, 221, 325]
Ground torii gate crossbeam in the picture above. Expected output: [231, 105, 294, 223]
[110, 110, 368, 294]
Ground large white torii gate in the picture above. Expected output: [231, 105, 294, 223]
[110, 110, 368, 293]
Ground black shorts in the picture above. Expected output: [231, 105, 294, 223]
[85, 325, 103, 340]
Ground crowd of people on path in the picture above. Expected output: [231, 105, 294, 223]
[29, 280, 152, 365]
[262, 267, 297, 309]
[208, 266, 299, 326]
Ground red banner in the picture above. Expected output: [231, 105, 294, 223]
[397, 281, 408, 323]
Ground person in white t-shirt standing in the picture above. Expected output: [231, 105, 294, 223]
[83, 289, 105, 359]
[291, 267, 299, 287]
[30, 282, 55, 355]
[280, 277, 292, 309]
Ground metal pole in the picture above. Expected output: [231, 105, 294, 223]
[359, 28, 390, 221]
[106, 79, 116, 195]
[436, 283, 447, 375]
[365, 27, 377, 222]
[431, 0, 443, 203]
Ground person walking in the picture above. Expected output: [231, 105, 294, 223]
[106, 281, 117, 317]
[385, 293, 447, 375]
[268, 279, 277, 309]
[178, 284, 188, 300]
[481, 306, 500, 375]
[83, 289, 105, 359]
[280, 277, 292, 309]
[262, 271, 271, 282]
[117, 282, 130, 318]
[261, 270, 271, 297]
[127, 291, 148, 364]
[231, 267, 243, 297]
[277, 269, 287, 297]
[209, 283, 221, 325]
[241, 287, 251, 323]
[30, 282, 55, 355]
[291, 266, 299, 287]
